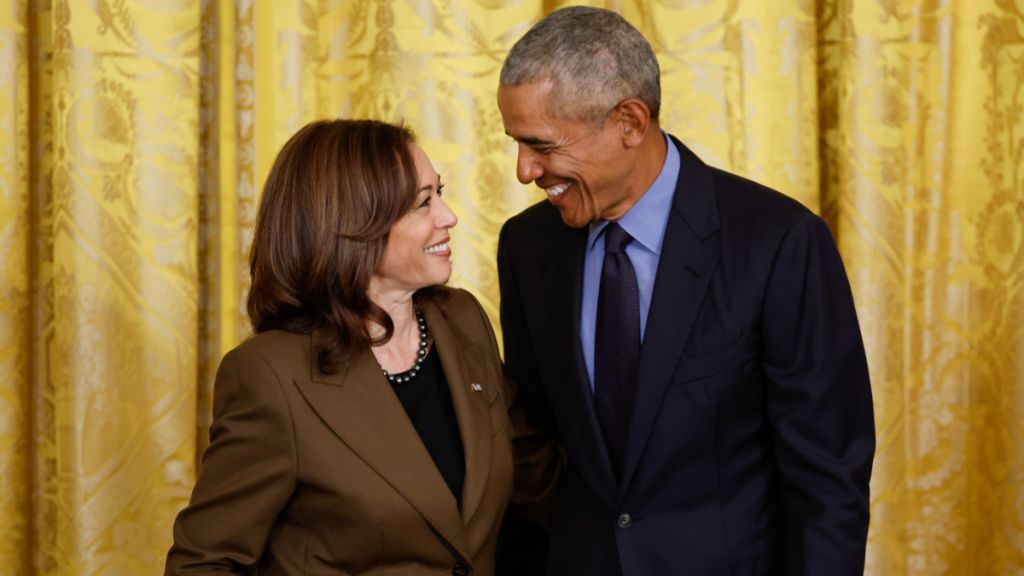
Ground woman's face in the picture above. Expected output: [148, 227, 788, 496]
[370, 145, 458, 298]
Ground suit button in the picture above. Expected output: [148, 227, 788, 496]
[452, 562, 470, 576]
[617, 513, 632, 528]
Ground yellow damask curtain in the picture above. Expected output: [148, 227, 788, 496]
[0, 1, 1020, 574]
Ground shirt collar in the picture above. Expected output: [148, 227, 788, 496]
[587, 132, 680, 254]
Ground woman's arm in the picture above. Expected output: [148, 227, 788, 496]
[165, 344, 298, 575]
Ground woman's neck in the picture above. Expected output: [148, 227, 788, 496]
[367, 283, 416, 332]
[366, 287, 422, 374]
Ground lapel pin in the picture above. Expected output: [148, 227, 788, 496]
[471, 383, 483, 391]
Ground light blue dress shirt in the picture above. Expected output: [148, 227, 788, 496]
[581, 133, 680, 390]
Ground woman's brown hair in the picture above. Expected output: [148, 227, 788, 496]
[247, 118, 421, 374]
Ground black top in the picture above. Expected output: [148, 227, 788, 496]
[389, 345, 465, 502]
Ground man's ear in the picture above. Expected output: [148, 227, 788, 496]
[615, 98, 651, 148]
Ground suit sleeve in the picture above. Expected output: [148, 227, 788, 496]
[761, 213, 875, 575]
[493, 222, 563, 576]
[496, 221, 563, 527]
[165, 347, 298, 575]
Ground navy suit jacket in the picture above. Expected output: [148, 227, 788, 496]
[497, 136, 875, 575]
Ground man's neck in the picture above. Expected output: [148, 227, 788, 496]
[615, 127, 669, 219]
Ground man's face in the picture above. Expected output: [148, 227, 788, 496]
[498, 81, 634, 228]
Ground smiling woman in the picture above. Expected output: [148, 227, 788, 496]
[370, 145, 458, 304]
[164, 119, 520, 576]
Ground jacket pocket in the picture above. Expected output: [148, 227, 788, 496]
[673, 333, 758, 383]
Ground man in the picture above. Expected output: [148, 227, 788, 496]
[496, 6, 875, 575]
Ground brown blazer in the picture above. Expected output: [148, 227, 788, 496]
[166, 288, 513, 575]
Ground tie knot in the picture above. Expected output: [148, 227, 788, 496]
[603, 222, 633, 254]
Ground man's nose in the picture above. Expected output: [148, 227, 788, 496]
[516, 145, 543, 184]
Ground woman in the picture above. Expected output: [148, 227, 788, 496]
[166, 119, 514, 575]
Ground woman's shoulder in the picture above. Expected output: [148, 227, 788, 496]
[209, 330, 313, 409]
[425, 286, 499, 345]
[426, 286, 487, 319]
[222, 329, 312, 374]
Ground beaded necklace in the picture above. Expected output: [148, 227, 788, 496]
[382, 307, 429, 384]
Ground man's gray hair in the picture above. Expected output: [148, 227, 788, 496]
[500, 6, 661, 125]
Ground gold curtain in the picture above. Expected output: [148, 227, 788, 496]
[1, 0, 1021, 574]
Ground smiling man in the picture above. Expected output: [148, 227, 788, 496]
[495, 6, 876, 576]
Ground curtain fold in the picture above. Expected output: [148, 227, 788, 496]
[1, 0, 31, 573]
[1, 1, 1021, 574]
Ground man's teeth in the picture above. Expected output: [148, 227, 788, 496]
[424, 242, 449, 254]
[545, 182, 572, 198]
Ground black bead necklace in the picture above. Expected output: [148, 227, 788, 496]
[382, 307, 429, 384]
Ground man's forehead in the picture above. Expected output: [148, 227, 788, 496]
[498, 83, 599, 146]
[500, 114, 560, 144]
[498, 80, 557, 110]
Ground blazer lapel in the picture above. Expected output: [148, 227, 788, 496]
[293, 332, 470, 561]
[421, 299, 491, 525]
[543, 222, 618, 503]
[621, 139, 722, 493]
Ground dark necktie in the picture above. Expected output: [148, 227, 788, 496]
[594, 222, 640, 475]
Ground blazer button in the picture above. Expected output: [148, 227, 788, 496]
[617, 513, 632, 528]
[452, 562, 470, 576]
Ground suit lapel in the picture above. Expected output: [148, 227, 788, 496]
[543, 222, 618, 503]
[421, 299, 491, 525]
[621, 139, 722, 493]
[293, 330, 470, 561]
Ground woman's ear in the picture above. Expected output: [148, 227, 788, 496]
[615, 98, 652, 148]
